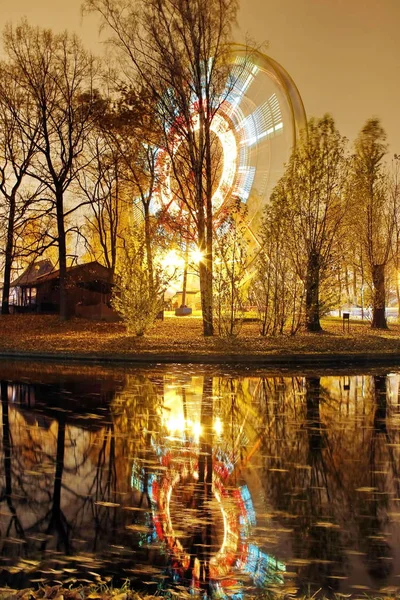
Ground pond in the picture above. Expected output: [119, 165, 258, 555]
[0, 359, 400, 597]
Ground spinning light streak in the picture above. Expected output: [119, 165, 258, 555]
[154, 45, 306, 240]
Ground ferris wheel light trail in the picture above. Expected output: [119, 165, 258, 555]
[153, 45, 306, 242]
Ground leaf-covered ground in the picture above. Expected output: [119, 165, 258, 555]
[0, 314, 400, 362]
[0, 586, 140, 600]
[0, 585, 159, 600]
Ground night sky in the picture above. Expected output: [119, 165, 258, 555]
[3, 0, 400, 153]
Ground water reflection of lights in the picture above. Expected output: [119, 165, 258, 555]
[130, 377, 286, 596]
[152, 454, 239, 575]
[165, 415, 223, 441]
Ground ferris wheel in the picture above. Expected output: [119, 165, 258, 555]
[154, 44, 307, 243]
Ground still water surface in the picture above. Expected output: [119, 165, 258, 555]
[1, 360, 400, 597]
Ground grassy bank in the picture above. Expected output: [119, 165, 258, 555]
[0, 313, 400, 363]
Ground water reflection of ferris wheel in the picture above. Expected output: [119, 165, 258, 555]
[130, 374, 287, 597]
[155, 44, 306, 243]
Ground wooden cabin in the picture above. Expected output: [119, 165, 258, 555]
[12, 260, 116, 319]
[8, 259, 54, 311]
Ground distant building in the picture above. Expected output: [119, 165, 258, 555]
[170, 290, 201, 311]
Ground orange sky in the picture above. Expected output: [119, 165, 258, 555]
[3, 0, 400, 154]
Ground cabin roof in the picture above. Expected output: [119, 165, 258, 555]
[18, 261, 112, 288]
[11, 259, 54, 287]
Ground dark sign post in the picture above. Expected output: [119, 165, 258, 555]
[342, 312, 350, 332]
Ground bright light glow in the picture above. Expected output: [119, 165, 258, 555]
[165, 413, 223, 439]
[192, 421, 202, 439]
[151, 47, 305, 249]
[165, 414, 225, 441]
[166, 414, 186, 433]
[235, 166, 256, 202]
[213, 489, 229, 556]
[189, 111, 238, 211]
[161, 249, 185, 270]
[155, 67, 283, 214]
[190, 247, 204, 264]
[239, 120, 283, 147]
[214, 416, 223, 436]
[211, 115, 238, 210]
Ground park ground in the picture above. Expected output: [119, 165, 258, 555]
[0, 313, 400, 365]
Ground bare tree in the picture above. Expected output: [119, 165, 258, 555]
[3, 21, 102, 318]
[389, 156, 400, 317]
[213, 202, 250, 336]
[78, 123, 128, 277]
[351, 119, 394, 329]
[83, 0, 239, 336]
[268, 115, 349, 332]
[0, 63, 52, 314]
[102, 92, 161, 292]
[253, 199, 304, 335]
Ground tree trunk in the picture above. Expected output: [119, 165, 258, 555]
[373, 375, 388, 434]
[144, 203, 154, 293]
[305, 251, 322, 332]
[197, 375, 213, 594]
[305, 377, 324, 454]
[198, 205, 214, 336]
[181, 243, 189, 307]
[56, 187, 68, 320]
[194, 101, 214, 337]
[371, 263, 387, 329]
[199, 260, 214, 336]
[1, 380, 24, 537]
[1, 194, 16, 315]
[1, 381, 12, 498]
[204, 116, 214, 337]
[396, 275, 400, 320]
[53, 418, 66, 516]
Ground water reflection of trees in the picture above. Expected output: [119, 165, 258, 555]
[257, 372, 400, 594]
[352, 375, 394, 586]
[0, 367, 265, 590]
[256, 377, 345, 593]
[1, 366, 400, 595]
[0, 381, 24, 544]
[0, 367, 129, 585]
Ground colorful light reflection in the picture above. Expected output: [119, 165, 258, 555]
[130, 377, 286, 597]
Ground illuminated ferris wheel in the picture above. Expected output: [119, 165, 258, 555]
[155, 44, 306, 242]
